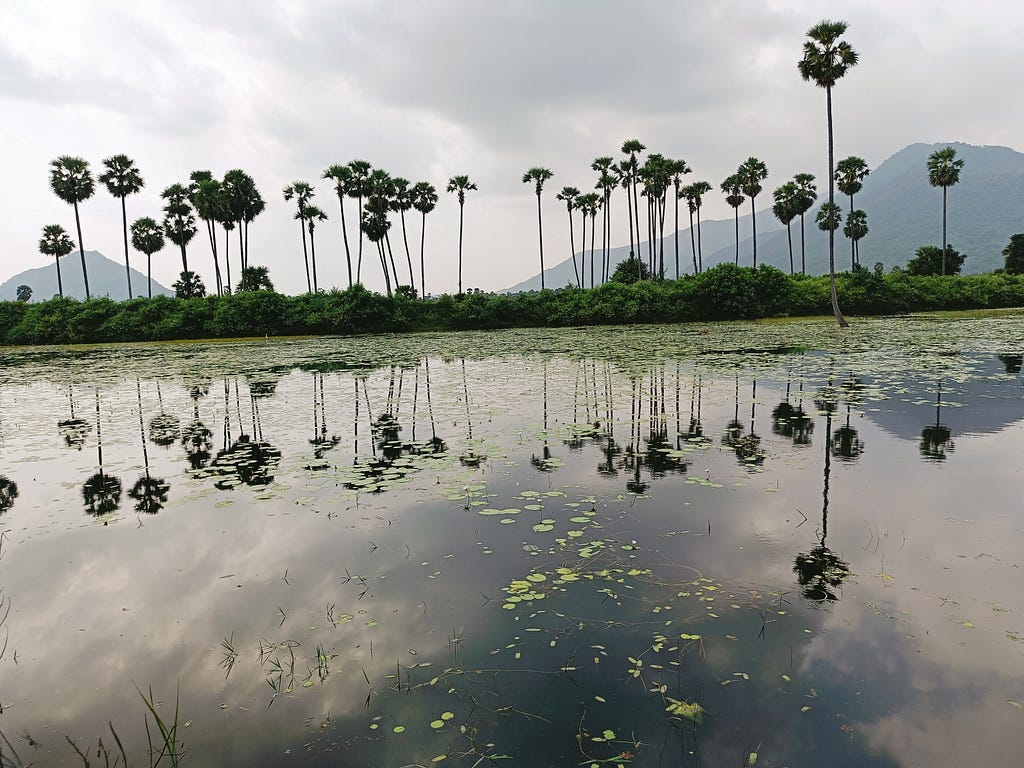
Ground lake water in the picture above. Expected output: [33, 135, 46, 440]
[1, 315, 1023, 767]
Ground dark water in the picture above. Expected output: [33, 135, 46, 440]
[1, 316, 1023, 767]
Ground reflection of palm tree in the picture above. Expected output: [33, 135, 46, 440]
[130, 379, 169, 514]
[182, 383, 213, 470]
[531, 361, 559, 472]
[59, 385, 92, 450]
[723, 378, 765, 466]
[310, 372, 340, 459]
[998, 354, 1022, 375]
[148, 382, 181, 447]
[920, 381, 955, 462]
[210, 380, 281, 488]
[83, 390, 122, 517]
[0, 475, 18, 514]
[831, 402, 864, 462]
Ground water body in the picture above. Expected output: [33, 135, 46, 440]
[0, 315, 1022, 766]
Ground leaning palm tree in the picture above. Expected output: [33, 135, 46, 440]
[799, 19, 859, 327]
[555, 186, 581, 288]
[446, 175, 477, 295]
[843, 209, 869, 267]
[721, 175, 746, 265]
[49, 156, 95, 299]
[323, 163, 355, 287]
[283, 181, 315, 292]
[411, 181, 438, 297]
[792, 173, 817, 275]
[522, 167, 554, 289]
[736, 157, 768, 267]
[772, 181, 800, 274]
[39, 224, 75, 298]
[130, 217, 165, 298]
[303, 204, 328, 292]
[835, 156, 870, 270]
[927, 146, 965, 275]
[99, 154, 144, 299]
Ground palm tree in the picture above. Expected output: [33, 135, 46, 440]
[223, 169, 263, 271]
[446, 175, 477, 295]
[49, 156, 95, 299]
[347, 160, 373, 281]
[556, 186, 581, 287]
[161, 183, 197, 274]
[391, 177, 416, 288]
[843, 209, 869, 266]
[687, 181, 712, 274]
[39, 224, 75, 298]
[190, 171, 225, 294]
[792, 173, 817, 275]
[799, 19, 859, 327]
[362, 210, 392, 296]
[522, 167, 554, 289]
[365, 169, 400, 288]
[412, 181, 438, 297]
[99, 154, 144, 299]
[303, 204, 328, 292]
[835, 156, 870, 270]
[927, 146, 965, 275]
[816, 202, 843, 244]
[736, 157, 768, 267]
[680, 185, 698, 275]
[283, 181, 315, 292]
[772, 181, 799, 274]
[593, 160, 618, 281]
[721, 175, 746, 265]
[323, 163, 355, 287]
[578, 192, 602, 288]
[621, 139, 646, 260]
[130, 217, 165, 298]
[668, 159, 691, 279]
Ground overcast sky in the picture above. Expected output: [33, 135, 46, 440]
[3, 0, 1021, 296]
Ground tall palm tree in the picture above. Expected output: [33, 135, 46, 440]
[303, 204, 328, 292]
[772, 181, 799, 274]
[736, 157, 768, 267]
[365, 169, 400, 288]
[593, 161, 618, 282]
[362, 210, 392, 296]
[816, 202, 843, 244]
[411, 181, 438, 297]
[99, 154, 144, 299]
[835, 156, 870, 270]
[391, 177, 417, 288]
[621, 140, 646, 261]
[323, 163, 355, 288]
[223, 169, 263, 271]
[283, 181, 315, 292]
[347, 160, 373, 281]
[446, 175, 477, 295]
[668, 159, 691, 279]
[680, 185, 698, 275]
[792, 173, 817, 275]
[927, 146, 965, 275]
[130, 217, 165, 298]
[843, 209, 869, 267]
[39, 224, 75, 298]
[578, 192, 602, 288]
[688, 181, 712, 274]
[522, 167, 554, 289]
[190, 171, 226, 294]
[721, 175, 746, 265]
[799, 19, 859, 327]
[49, 156, 95, 299]
[556, 186, 581, 288]
[161, 183, 197, 274]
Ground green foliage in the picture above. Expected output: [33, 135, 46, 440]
[611, 255, 651, 284]
[16, 285, 31, 302]
[237, 265, 274, 293]
[173, 270, 206, 299]
[1002, 234, 1024, 274]
[907, 245, 966, 276]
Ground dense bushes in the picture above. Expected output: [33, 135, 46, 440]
[2, 268, 1023, 346]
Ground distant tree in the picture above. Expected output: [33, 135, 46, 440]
[816, 202, 843, 236]
[682, 180, 711, 275]
[283, 181, 315, 292]
[130, 217, 165, 298]
[39, 223, 75, 298]
[611, 254, 651, 284]
[906, 245, 965, 276]
[237, 265, 274, 292]
[49, 155, 95, 299]
[303, 204, 328, 292]
[835, 156, 870, 270]
[843, 209, 869, 267]
[446, 174, 477, 295]
[721, 174, 746, 265]
[772, 181, 799, 274]
[927, 146, 965, 275]
[555, 186, 581, 287]
[323, 163, 355, 287]
[522, 167, 554, 289]
[411, 181, 438, 297]
[161, 183, 197, 274]
[736, 157, 768, 267]
[99, 154, 145, 299]
[792, 173, 817, 274]
[1002, 233, 1024, 274]
[799, 19, 859, 327]
[16, 284, 31, 302]
[172, 270, 206, 299]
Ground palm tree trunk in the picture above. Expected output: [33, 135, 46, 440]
[625, 184, 635, 259]
[73, 201, 91, 299]
[696, 204, 704, 273]
[378, 241, 392, 297]
[207, 219, 222, 295]
[825, 85, 848, 327]
[590, 213, 596, 289]
[243, 221, 249, 270]
[401, 209, 414, 286]
[180, 242, 188, 274]
[750, 196, 758, 268]
[733, 207, 739, 266]
[309, 226, 319, 293]
[580, 207, 587, 288]
[800, 213, 806, 275]
[356, 194, 364, 282]
[567, 207, 580, 288]
[120, 197, 133, 299]
[299, 218, 311, 293]
[55, 256, 64, 298]
[941, 186, 948, 275]
[536, 192, 545, 290]
[420, 211, 427, 298]
[602, 193, 610, 282]
[337, 194, 353, 288]
[224, 225, 232, 292]
[688, 208, 697, 274]
[849, 195, 856, 271]
[658, 196, 666, 279]
[673, 185, 680, 279]
[457, 202, 464, 296]
[787, 222, 794, 274]
[632, 178, 642, 263]
[146, 254, 151, 298]
[236, 224, 244, 273]
[384, 231, 400, 288]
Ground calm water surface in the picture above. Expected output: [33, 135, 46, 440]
[0, 316, 1023, 767]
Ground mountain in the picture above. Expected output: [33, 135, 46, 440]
[503, 142, 1024, 292]
[0, 250, 174, 301]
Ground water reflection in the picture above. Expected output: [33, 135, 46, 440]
[920, 381, 955, 462]
[148, 382, 180, 447]
[58, 384, 92, 449]
[129, 379, 170, 514]
[181, 382, 213, 470]
[0, 474, 17, 514]
[999, 353, 1022, 374]
[208, 378, 281, 489]
[82, 389, 122, 516]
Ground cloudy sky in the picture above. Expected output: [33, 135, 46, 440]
[2, 0, 1021, 296]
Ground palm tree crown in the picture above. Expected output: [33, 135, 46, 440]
[49, 155, 95, 299]
[797, 20, 859, 87]
[98, 154, 144, 199]
[927, 146, 964, 189]
[40, 223, 75, 298]
[835, 156, 870, 198]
